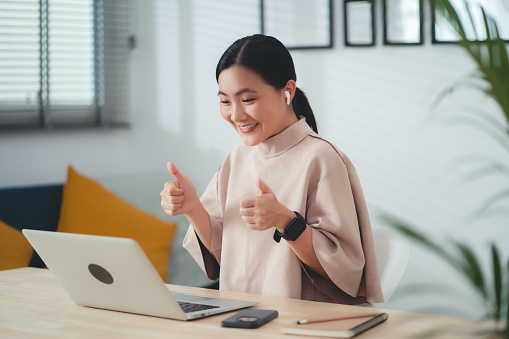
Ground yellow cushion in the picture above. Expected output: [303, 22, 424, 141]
[0, 220, 33, 271]
[57, 166, 177, 281]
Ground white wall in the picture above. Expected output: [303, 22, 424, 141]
[1, 0, 508, 319]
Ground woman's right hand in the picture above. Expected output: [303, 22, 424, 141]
[160, 162, 199, 216]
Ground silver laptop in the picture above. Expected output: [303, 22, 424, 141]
[22, 229, 257, 320]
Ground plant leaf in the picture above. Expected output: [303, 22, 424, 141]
[441, 113, 509, 151]
[383, 216, 459, 268]
[436, 0, 467, 40]
[433, 0, 509, 142]
[477, 188, 509, 215]
[452, 241, 487, 299]
[481, 8, 493, 67]
[459, 163, 509, 183]
[464, 2, 478, 41]
[506, 259, 509, 337]
[494, 25, 509, 92]
[491, 244, 502, 321]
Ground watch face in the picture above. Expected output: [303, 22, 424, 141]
[274, 212, 306, 243]
[282, 214, 306, 241]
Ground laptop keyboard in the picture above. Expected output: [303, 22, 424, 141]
[177, 301, 220, 313]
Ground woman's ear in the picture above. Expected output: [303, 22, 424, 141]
[283, 80, 297, 105]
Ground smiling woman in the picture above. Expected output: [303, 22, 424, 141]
[217, 65, 298, 146]
[160, 34, 383, 305]
[216, 35, 318, 135]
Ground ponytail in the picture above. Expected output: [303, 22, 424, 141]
[292, 88, 318, 134]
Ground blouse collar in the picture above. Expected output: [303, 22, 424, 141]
[256, 118, 313, 158]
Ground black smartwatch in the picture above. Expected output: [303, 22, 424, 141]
[273, 211, 306, 243]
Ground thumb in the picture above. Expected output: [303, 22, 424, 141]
[167, 161, 186, 182]
[257, 178, 273, 195]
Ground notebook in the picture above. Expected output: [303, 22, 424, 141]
[22, 229, 257, 320]
[281, 312, 388, 338]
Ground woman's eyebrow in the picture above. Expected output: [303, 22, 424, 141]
[217, 88, 258, 97]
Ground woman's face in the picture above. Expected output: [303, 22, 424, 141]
[218, 65, 296, 146]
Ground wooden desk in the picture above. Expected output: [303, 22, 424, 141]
[0, 268, 497, 338]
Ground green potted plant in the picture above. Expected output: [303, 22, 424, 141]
[386, 0, 508, 337]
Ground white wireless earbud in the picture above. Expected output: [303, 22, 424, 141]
[285, 91, 291, 106]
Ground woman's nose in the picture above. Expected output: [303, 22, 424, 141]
[230, 103, 245, 122]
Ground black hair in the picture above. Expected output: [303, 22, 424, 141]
[215, 34, 318, 134]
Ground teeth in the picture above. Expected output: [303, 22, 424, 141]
[239, 123, 257, 131]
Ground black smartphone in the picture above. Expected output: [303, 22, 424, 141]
[220, 309, 278, 329]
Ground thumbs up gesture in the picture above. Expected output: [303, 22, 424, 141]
[239, 178, 294, 231]
[160, 162, 198, 216]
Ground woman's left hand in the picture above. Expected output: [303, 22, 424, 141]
[239, 178, 295, 231]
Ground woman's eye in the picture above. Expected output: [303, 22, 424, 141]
[220, 100, 230, 105]
[242, 98, 255, 103]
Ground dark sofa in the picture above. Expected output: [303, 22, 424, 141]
[0, 184, 64, 268]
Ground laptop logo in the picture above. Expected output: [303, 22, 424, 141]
[88, 264, 114, 284]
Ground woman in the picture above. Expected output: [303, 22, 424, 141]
[161, 34, 383, 305]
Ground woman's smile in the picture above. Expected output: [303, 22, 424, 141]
[238, 123, 259, 133]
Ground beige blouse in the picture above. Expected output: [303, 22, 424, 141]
[183, 118, 383, 304]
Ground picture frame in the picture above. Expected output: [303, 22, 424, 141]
[383, 0, 423, 45]
[431, 0, 462, 43]
[260, 0, 333, 50]
[432, 0, 509, 44]
[344, 0, 376, 47]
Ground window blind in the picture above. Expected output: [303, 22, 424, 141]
[0, 0, 132, 129]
